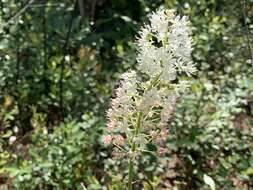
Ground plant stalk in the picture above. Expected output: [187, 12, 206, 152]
[128, 73, 159, 189]
[128, 159, 134, 190]
[128, 112, 142, 190]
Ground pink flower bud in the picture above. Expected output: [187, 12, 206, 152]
[107, 120, 115, 132]
[103, 135, 112, 145]
[113, 135, 125, 146]
[160, 128, 169, 141]
[150, 130, 159, 140]
[157, 147, 167, 156]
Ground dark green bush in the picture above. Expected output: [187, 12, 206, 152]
[3, 116, 102, 189]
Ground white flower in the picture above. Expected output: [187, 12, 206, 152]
[138, 87, 161, 112]
[104, 9, 196, 157]
[106, 70, 138, 134]
[149, 10, 169, 42]
[9, 136, 17, 144]
[137, 9, 195, 82]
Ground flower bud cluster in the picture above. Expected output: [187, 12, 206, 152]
[103, 9, 196, 158]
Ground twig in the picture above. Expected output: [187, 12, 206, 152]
[91, 0, 97, 24]
[59, 0, 77, 118]
[242, 0, 253, 69]
[77, 0, 85, 23]
[113, 143, 127, 152]
[0, 0, 34, 29]
[41, 0, 48, 94]
[29, 3, 62, 8]
[0, 3, 61, 8]
[16, 37, 20, 85]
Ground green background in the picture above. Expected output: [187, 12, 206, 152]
[0, 0, 253, 189]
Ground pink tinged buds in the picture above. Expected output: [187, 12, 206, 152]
[153, 128, 169, 145]
[150, 130, 158, 139]
[160, 128, 169, 141]
[157, 147, 167, 156]
[103, 135, 112, 145]
[161, 95, 178, 125]
[112, 148, 125, 160]
[113, 135, 125, 146]
[107, 120, 115, 132]
[111, 98, 120, 109]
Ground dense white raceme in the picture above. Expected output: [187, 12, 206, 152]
[137, 9, 195, 81]
[104, 9, 196, 158]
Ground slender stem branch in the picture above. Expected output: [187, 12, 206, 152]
[113, 143, 127, 152]
[147, 72, 162, 91]
[137, 148, 154, 154]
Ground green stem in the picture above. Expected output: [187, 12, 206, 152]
[147, 72, 162, 91]
[142, 179, 154, 190]
[128, 73, 160, 189]
[128, 112, 142, 190]
[128, 159, 134, 190]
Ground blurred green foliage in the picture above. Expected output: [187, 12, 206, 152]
[0, 0, 253, 189]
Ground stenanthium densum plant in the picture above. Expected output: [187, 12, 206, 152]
[103, 9, 196, 189]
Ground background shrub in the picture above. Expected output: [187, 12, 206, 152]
[0, 0, 253, 189]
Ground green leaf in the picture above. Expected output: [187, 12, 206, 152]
[203, 174, 215, 190]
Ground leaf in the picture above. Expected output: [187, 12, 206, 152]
[120, 15, 132, 22]
[2, 130, 12, 138]
[203, 174, 215, 190]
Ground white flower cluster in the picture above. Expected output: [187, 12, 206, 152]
[106, 70, 138, 133]
[137, 9, 195, 81]
[104, 9, 196, 158]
